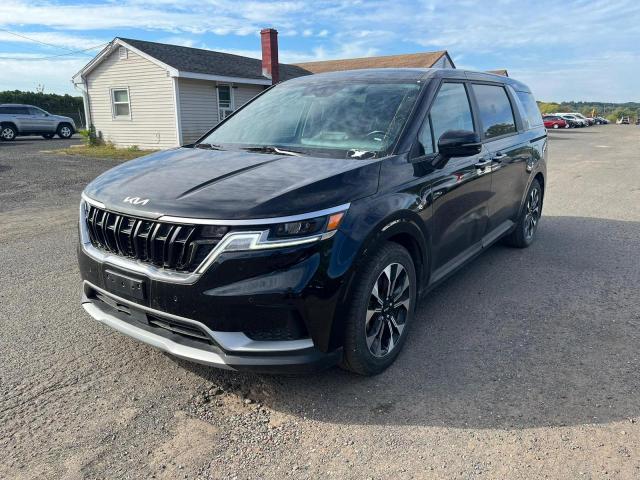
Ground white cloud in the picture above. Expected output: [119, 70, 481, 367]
[0, 56, 86, 94]
[0, 0, 639, 100]
[0, 31, 107, 51]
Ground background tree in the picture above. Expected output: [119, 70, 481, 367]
[0, 90, 84, 126]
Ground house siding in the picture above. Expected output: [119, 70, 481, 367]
[433, 55, 454, 68]
[177, 78, 218, 144]
[234, 84, 265, 108]
[177, 80, 266, 144]
[86, 49, 177, 149]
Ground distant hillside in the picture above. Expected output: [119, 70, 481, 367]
[537, 101, 640, 122]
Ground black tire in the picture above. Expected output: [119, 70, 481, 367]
[340, 242, 417, 376]
[57, 123, 74, 139]
[502, 178, 543, 248]
[42, 133, 55, 139]
[1, 124, 17, 141]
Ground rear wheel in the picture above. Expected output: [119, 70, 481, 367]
[340, 243, 417, 376]
[553, 123, 559, 129]
[503, 179, 543, 248]
[57, 123, 73, 139]
[1, 124, 17, 141]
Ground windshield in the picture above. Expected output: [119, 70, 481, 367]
[199, 79, 422, 158]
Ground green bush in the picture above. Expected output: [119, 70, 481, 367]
[78, 125, 101, 146]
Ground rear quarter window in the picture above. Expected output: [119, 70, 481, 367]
[472, 84, 517, 139]
[516, 91, 544, 129]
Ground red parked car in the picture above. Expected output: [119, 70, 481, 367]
[543, 115, 568, 129]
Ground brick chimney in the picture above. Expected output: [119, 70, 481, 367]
[260, 28, 279, 84]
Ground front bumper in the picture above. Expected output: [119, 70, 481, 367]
[76, 197, 359, 372]
[82, 281, 342, 373]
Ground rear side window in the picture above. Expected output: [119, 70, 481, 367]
[472, 84, 516, 139]
[516, 91, 543, 129]
[419, 82, 474, 154]
[0, 106, 25, 114]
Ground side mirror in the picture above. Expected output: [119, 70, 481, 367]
[437, 130, 482, 158]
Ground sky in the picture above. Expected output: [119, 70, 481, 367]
[1, 0, 639, 102]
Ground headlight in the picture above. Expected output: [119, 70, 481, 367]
[194, 210, 347, 274]
[269, 212, 345, 240]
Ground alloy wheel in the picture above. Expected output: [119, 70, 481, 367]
[524, 186, 541, 240]
[1, 127, 15, 140]
[365, 262, 411, 358]
[60, 126, 72, 138]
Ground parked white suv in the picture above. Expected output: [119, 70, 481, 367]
[0, 104, 76, 141]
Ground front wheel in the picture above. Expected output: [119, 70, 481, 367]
[340, 243, 417, 375]
[503, 178, 543, 248]
[553, 123, 559, 129]
[1, 125, 17, 141]
[57, 123, 73, 139]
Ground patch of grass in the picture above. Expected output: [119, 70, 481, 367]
[54, 144, 156, 160]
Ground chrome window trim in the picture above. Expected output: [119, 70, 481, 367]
[84, 281, 315, 353]
[79, 197, 347, 283]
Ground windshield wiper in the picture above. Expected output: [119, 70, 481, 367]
[195, 143, 224, 150]
[242, 145, 303, 157]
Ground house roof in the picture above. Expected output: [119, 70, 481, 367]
[118, 38, 309, 82]
[293, 51, 453, 74]
[73, 38, 453, 86]
[486, 69, 509, 77]
[73, 37, 310, 84]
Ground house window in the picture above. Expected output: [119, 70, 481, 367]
[217, 84, 234, 120]
[111, 88, 131, 119]
[119, 47, 128, 60]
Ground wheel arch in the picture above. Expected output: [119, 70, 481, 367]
[57, 121, 74, 131]
[1, 121, 18, 133]
[327, 207, 431, 351]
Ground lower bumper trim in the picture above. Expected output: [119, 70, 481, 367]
[83, 302, 235, 369]
[82, 301, 342, 373]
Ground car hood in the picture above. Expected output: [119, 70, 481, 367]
[84, 147, 381, 219]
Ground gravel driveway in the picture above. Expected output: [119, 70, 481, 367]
[1, 129, 639, 479]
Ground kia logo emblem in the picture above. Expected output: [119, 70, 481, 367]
[123, 196, 149, 206]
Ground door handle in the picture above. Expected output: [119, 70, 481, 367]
[474, 157, 491, 169]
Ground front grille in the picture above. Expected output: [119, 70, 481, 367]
[84, 204, 227, 272]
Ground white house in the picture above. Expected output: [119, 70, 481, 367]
[72, 29, 455, 149]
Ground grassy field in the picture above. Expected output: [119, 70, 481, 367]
[53, 144, 155, 161]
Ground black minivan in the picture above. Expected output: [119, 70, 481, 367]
[78, 68, 546, 375]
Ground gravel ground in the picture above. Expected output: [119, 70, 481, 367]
[1, 128, 639, 479]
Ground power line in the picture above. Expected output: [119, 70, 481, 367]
[0, 27, 108, 60]
[0, 42, 109, 61]
[0, 27, 81, 52]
